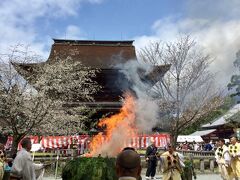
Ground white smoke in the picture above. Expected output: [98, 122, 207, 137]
[134, 0, 240, 88]
[117, 60, 161, 132]
[134, 18, 240, 88]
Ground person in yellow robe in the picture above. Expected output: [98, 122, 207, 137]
[0, 143, 7, 180]
[160, 144, 184, 180]
[229, 137, 240, 180]
[0, 151, 4, 180]
[215, 139, 233, 180]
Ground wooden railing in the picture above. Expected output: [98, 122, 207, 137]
[176, 149, 214, 157]
[176, 150, 216, 172]
[6, 149, 217, 173]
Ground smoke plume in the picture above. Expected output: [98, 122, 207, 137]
[117, 60, 161, 132]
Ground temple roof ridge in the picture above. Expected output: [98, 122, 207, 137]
[52, 38, 134, 46]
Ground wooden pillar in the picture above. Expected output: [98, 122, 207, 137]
[61, 161, 66, 168]
[71, 149, 74, 160]
[50, 150, 54, 170]
[200, 159, 205, 172]
[210, 159, 215, 172]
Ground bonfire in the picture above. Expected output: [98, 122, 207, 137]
[88, 92, 138, 157]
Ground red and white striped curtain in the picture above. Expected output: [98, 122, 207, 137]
[5, 134, 170, 150]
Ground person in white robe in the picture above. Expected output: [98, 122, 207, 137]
[11, 138, 45, 180]
[215, 139, 233, 180]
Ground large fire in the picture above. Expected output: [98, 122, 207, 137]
[89, 93, 138, 157]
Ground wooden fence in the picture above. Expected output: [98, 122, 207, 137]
[29, 149, 216, 173]
[176, 150, 216, 172]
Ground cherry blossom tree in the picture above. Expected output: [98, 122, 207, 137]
[138, 36, 223, 146]
[0, 45, 99, 155]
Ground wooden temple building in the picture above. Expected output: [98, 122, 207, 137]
[190, 103, 240, 141]
[12, 39, 170, 129]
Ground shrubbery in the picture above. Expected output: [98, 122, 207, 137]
[62, 157, 117, 180]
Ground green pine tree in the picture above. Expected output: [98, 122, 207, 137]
[228, 50, 240, 97]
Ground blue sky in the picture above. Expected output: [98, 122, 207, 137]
[30, 0, 185, 44]
[54, 0, 184, 40]
[1, 0, 240, 85]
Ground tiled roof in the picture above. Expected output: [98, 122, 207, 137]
[202, 103, 240, 128]
[53, 39, 134, 46]
[190, 129, 216, 136]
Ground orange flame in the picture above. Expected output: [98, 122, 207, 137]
[89, 93, 137, 157]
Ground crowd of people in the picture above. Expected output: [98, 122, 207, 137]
[114, 140, 185, 180]
[0, 137, 184, 180]
[0, 136, 239, 180]
[176, 140, 217, 151]
[145, 137, 240, 180]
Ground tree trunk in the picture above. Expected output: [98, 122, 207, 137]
[174, 75, 180, 149]
[37, 135, 42, 143]
[10, 135, 23, 157]
[170, 131, 178, 148]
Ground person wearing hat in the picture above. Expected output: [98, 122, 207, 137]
[116, 148, 142, 180]
[160, 144, 184, 180]
[215, 139, 233, 180]
[145, 138, 158, 179]
[229, 137, 240, 179]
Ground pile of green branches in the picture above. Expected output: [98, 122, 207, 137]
[62, 157, 117, 180]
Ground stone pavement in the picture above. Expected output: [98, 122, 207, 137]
[44, 173, 222, 180]
[141, 174, 221, 180]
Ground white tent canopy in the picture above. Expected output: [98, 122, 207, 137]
[30, 143, 42, 152]
[177, 135, 203, 143]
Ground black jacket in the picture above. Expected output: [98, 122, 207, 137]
[145, 145, 157, 161]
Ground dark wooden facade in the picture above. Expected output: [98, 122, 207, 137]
[201, 124, 239, 141]
[13, 39, 170, 119]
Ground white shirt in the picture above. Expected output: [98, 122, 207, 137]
[194, 144, 199, 151]
[11, 148, 43, 180]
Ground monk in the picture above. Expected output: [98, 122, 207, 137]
[116, 149, 142, 180]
